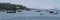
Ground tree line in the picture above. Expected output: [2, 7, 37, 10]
[0, 3, 30, 10]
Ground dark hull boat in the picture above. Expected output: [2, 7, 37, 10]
[7, 12, 16, 13]
[7, 10, 16, 13]
[18, 11, 22, 12]
[36, 10, 41, 12]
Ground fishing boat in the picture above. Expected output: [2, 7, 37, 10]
[7, 10, 16, 13]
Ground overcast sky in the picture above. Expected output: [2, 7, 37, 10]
[0, 0, 60, 9]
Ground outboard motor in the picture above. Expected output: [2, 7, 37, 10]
[53, 10, 57, 14]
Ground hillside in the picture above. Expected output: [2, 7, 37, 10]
[0, 3, 30, 10]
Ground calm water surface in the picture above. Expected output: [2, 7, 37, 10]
[0, 10, 60, 20]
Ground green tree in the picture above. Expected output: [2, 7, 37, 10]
[0, 3, 30, 10]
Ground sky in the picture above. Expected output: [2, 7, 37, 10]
[0, 0, 60, 9]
